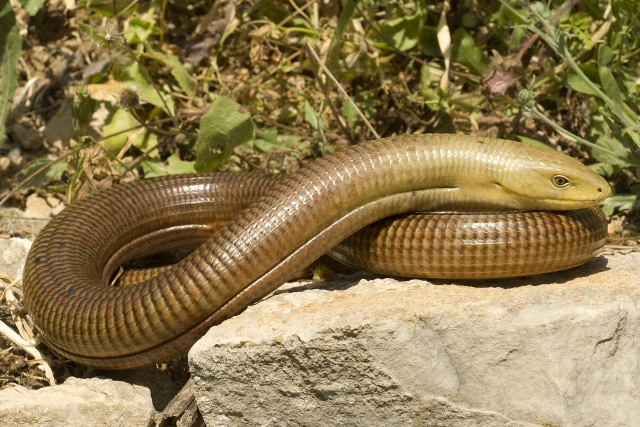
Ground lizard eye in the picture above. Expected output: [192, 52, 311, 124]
[552, 175, 571, 188]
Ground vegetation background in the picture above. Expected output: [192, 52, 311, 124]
[1, 0, 639, 387]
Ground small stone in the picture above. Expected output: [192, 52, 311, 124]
[0, 156, 10, 171]
[11, 122, 43, 151]
[0, 237, 32, 279]
[43, 99, 75, 147]
[24, 194, 54, 219]
[46, 195, 65, 215]
[8, 146, 23, 165]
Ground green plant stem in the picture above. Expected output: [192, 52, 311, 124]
[559, 42, 638, 130]
[522, 5, 640, 133]
[530, 104, 637, 162]
[305, 40, 380, 139]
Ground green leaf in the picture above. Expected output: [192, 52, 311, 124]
[102, 108, 143, 156]
[113, 60, 149, 90]
[304, 101, 326, 131]
[342, 101, 358, 129]
[418, 26, 440, 57]
[143, 49, 195, 98]
[73, 85, 98, 136]
[87, 0, 135, 17]
[126, 16, 157, 44]
[253, 127, 278, 152]
[599, 194, 635, 216]
[597, 45, 622, 105]
[327, 0, 356, 69]
[141, 152, 196, 177]
[587, 162, 614, 178]
[565, 65, 599, 96]
[19, 0, 47, 15]
[450, 28, 488, 75]
[138, 84, 175, 114]
[0, 2, 21, 143]
[378, 7, 425, 52]
[17, 158, 67, 188]
[597, 44, 615, 66]
[195, 97, 254, 172]
[164, 53, 196, 97]
[591, 135, 630, 167]
[131, 130, 158, 157]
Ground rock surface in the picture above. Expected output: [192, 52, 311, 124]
[189, 251, 640, 427]
[0, 377, 154, 427]
[0, 237, 32, 279]
[0, 201, 60, 279]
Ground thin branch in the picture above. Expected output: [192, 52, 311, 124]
[304, 40, 380, 139]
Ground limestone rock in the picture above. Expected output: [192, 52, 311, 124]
[0, 377, 154, 427]
[189, 251, 640, 427]
[0, 237, 32, 279]
[1, 204, 56, 240]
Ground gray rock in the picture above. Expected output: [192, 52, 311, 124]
[23, 193, 65, 220]
[1, 199, 63, 279]
[0, 237, 32, 279]
[189, 251, 640, 427]
[0, 377, 154, 426]
[1, 203, 56, 238]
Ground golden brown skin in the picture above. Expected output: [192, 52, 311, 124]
[331, 208, 607, 279]
[114, 177, 607, 283]
[22, 134, 610, 369]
